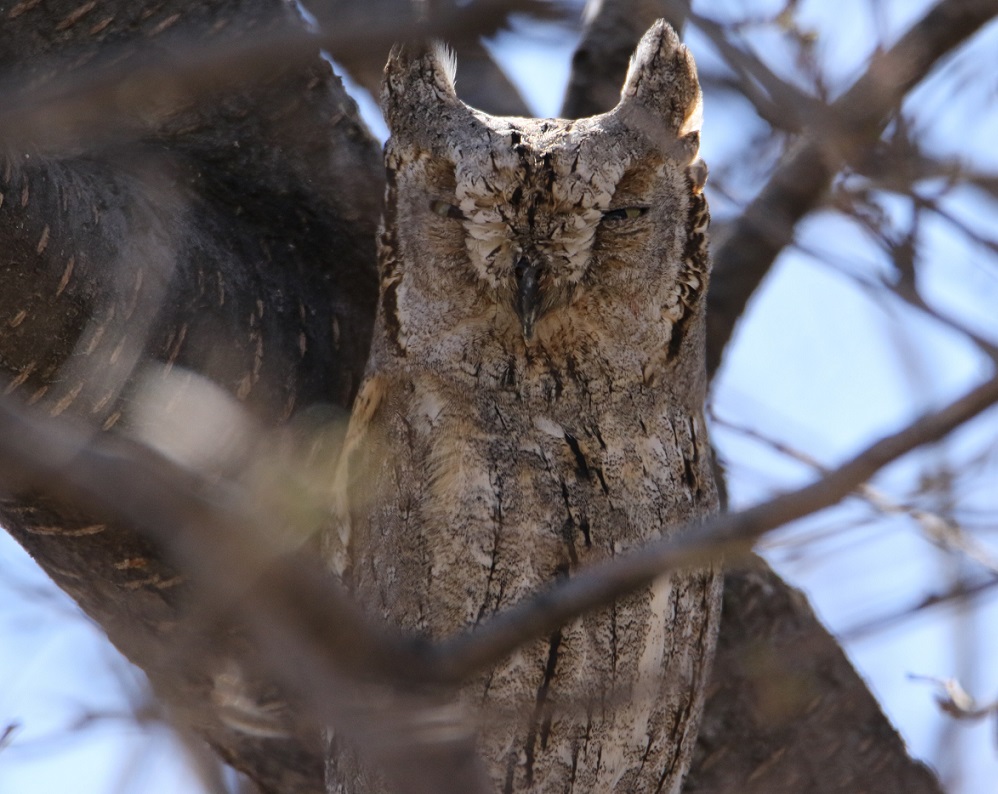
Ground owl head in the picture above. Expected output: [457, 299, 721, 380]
[377, 21, 709, 391]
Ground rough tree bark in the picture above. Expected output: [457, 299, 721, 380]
[0, 1, 380, 790]
[1, 0, 992, 792]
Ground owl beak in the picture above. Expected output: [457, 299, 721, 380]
[514, 257, 542, 339]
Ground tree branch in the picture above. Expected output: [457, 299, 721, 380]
[437, 371, 998, 678]
[2, 363, 986, 794]
[2, 340, 987, 794]
[0, 0, 547, 154]
[1, 360, 995, 733]
[0, 389, 495, 794]
[0, 2, 383, 789]
[706, 0, 998, 378]
[560, 0, 690, 118]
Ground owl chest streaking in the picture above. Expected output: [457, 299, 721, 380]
[328, 21, 721, 794]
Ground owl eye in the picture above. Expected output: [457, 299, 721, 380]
[602, 207, 648, 223]
[429, 200, 465, 220]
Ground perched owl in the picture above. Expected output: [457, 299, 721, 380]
[327, 20, 721, 794]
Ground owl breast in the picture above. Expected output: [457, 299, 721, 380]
[341, 363, 720, 793]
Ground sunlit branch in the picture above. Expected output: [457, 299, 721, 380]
[909, 674, 998, 721]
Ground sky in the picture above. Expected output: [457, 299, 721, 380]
[2, 2, 998, 792]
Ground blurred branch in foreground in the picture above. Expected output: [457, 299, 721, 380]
[439, 371, 998, 677]
[0, 367, 994, 791]
[0, 0, 558, 154]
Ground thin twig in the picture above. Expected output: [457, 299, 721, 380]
[842, 575, 998, 641]
[909, 674, 998, 720]
[711, 411, 998, 575]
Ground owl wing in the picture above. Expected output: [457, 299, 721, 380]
[326, 374, 394, 581]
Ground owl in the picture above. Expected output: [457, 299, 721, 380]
[327, 20, 721, 794]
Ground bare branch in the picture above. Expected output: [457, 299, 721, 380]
[843, 575, 998, 642]
[794, 236, 998, 363]
[686, 9, 817, 133]
[712, 411, 998, 575]
[687, 560, 945, 794]
[320, 0, 533, 116]
[438, 371, 998, 679]
[909, 675, 998, 721]
[706, 0, 998, 378]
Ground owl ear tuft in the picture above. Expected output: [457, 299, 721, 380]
[382, 41, 460, 137]
[618, 21, 703, 146]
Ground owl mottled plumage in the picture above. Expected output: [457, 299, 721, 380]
[328, 21, 721, 794]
